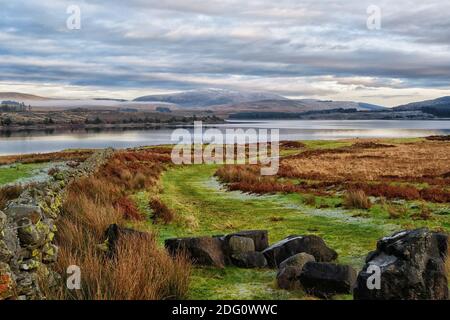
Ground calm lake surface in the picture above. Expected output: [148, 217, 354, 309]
[1, 120, 450, 156]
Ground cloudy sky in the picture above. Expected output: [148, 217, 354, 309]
[1, 0, 450, 106]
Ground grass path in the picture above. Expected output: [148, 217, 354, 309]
[0, 163, 48, 185]
[137, 164, 446, 299]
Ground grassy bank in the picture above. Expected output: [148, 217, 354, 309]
[134, 159, 448, 299]
[0, 163, 47, 185]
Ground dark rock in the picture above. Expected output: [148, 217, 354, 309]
[354, 228, 449, 300]
[262, 235, 337, 267]
[165, 236, 226, 268]
[276, 266, 303, 290]
[104, 224, 151, 257]
[299, 262, 357, 298]
[279, 252, 315, 270]
[224, 230, 269, 251]
[230, 251, 267, 268]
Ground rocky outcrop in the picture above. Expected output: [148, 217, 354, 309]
[166, 231, 270, 269]
[165, 236, 226, 268]
[0, 148, 114, 300]
[299, 262, 357, 298]
[354, 228, 449, 300]
[262, 235, 338, 268]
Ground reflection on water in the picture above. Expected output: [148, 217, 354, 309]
[1, 120, 450, 156]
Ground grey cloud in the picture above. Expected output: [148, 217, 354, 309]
[1, 0, 450, 102]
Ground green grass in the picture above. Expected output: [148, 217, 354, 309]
[0, 163, 47, 185]
[301, 140, 353, 150]
[129, 137, 450, 300]
[131, 163, 450, 300]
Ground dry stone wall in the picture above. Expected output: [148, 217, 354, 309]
[0, 148, 114, 300]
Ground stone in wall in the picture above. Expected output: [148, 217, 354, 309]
[0, 148, 115, 300]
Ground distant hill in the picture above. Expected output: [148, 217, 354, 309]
[394, 96, 450, 111]
[134, 88, 286, 107]
[0, 92, 50, 101]
[221, 99, 386, 113]
[93, 98, 128, 102]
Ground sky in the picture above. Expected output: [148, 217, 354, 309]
[1, 1, 450, 106]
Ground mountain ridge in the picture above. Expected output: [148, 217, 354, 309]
[394, 96, 450, 111]
[133, 88, 287, 107]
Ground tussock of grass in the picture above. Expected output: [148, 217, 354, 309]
[387, 204, 408, 219]
[303, 194, 316, 207]
[49, 149, 190, 300]
[343, 190, 372, 210]
[150, 197, 175, 224]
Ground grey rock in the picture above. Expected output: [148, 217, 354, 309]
[277, 266, 303, 290]
[279, 252, 316, 270]
[17, 219, 43, 247]
[224, 230, 269, 251]
[354, 228, 449, 300]
[165, 236, 226, 268]
[5, 204, 42, 223]
[262, 235, 338, 268]
[228, 236, 255, 255]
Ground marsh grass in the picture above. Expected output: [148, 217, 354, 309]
[343, 190, 372, 210]
[150, 197, 175, 224]
[386, 203, 408, 219]
[49, 149, 190, 300]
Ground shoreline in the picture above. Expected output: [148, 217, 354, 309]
[0, 120, 224, 135]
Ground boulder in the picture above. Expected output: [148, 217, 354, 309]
[42, 243, 59, 264]
[5, 205, 42, 223]
[230, 252, 267, 268]
[17, 219, 43, 247]
[262, 235, 337, 267]
[104, 224, 152, 257]
[276, 266, 303, 290]
[299, 262, 357, 298]
[224, 230, 269, 251]
[279, 252, 316, 270]
[228, 236, 255, 255]
[165, 236, 226, 268]
[354, 228, 449, 300]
